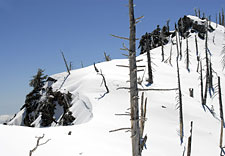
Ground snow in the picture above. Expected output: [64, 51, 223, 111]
[1, 16, 225, 155]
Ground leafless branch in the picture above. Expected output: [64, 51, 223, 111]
[117, 87, 178, 91]
[109, 127, 131, 133]
[29, 134, 51, 156]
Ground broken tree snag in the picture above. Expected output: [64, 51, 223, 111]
[195, 35, 200, 72]
[29, 134, 51, 156]
[140, 92, 147, 138]
[185, 36, 190, 72]
[61, 51, 71, 75]
[175, 23, 180, 59]
[200, 61, 204, 106]
[189, 88, 194, 98]
[187, 121, 193, 156]
[218, 76, 224, 148]
[104, 52, 111, 61]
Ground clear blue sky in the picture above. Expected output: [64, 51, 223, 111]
[0, 0, 224, 115]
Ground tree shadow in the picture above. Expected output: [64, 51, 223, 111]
[202, 104, 220, 120]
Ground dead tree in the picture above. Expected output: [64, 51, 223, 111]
[129, 0, 141, 155]
[219, 12, 222, 25]
[140, 92, 147, 138]
[61, 51, 71, 75]
[176, 56, 184, 144]
[29, 134, 51, 156]
[200, 61, 204, 106]
[104, 52, 111, 61]
[166, 19, 170, 33]
[198, 9, 201, 18]
[175, 23, 180, 59]
[222, 9, 225, 26]
[216, 13, 218, 28]
[94, 63, 109, 97]
[209, 15, 211, 26]
[145, 33, 153, 84]
[195, 35, 200, 72]
[187, 121, 193, 156]
[179, 19, 183, 61]
[165, 42, 173, 66]
[203, 13, 205, 19]
[209, 59, 214, 96]
[160, 30, 165, 62]
[194, 8, 197, 17]
[189, 88, 194, 98]
[185, 36, 190, 72]
[203, 21, 210, 105]
[218, 76, 224, 148]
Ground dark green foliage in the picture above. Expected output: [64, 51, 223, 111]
[19, 69, 75, 127]
[29, 69, 48, 90]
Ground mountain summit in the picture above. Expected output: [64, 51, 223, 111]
[1, 15, 225, 156]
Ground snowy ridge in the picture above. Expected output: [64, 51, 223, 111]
[0, 15, 225, 156]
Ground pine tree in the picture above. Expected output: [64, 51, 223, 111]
[29, 68, 48, 90]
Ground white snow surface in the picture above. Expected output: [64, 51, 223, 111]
[1, 16, 225, 155]
[0, 115, 13, 124]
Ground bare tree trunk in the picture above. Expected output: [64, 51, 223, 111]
[219, 12, 222, 25]
[209, 59, 213, 96]
[186, 37, 190, 71]
[200, 61, 204, 106]
[161, 43, 164, 62]
[218, 76, 224, 148]
[222, 9, 225, 26]
[129, 0, 141, 155]
[61, 51, 71, 75]
[203, 22, 209, 105]
[216, 13, 218, 28]
[187, 121, 193, 156]
[175, 23, 180, 59]
[146, 35, 153, 84]
[177, 56, 184, 144]
[179, 35, 183, 60]
[195, 35, 200, 72]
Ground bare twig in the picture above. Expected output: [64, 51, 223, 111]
[117, 87, 178, 91]
[29, 134, 51, 156]
[109, 127, 131, 133]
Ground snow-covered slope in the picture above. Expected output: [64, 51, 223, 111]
[0, 115, 13, 124]
[1, 16, 225, 156]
